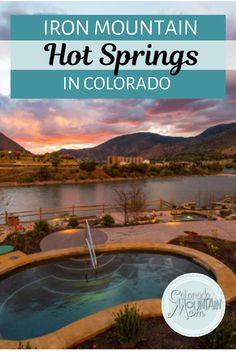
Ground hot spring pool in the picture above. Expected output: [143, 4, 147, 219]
[0, 245, 14, 255]
[0, 252, 214, 340]
[173, 213, 207, 222]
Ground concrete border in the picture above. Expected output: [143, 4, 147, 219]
[0, 243, 236, 349]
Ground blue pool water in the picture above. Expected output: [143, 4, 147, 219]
[0, 252, 214, 340]
[0, 245, 14, 255]
[173, 213, 207, 222]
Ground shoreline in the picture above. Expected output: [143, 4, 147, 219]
[0, 176, 153, 188]
[216, 172, 236, 177]
[0, 172, 235, 188]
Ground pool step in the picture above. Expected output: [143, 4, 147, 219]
[53, 254, 124, 280]
[42, 274, 130, 297]
[58, 254, 116, 269]
[39, 265, 136, 294]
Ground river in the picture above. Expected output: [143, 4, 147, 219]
[0, 174, 236, 217]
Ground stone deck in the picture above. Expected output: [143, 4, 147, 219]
[104, 220, 236, 244]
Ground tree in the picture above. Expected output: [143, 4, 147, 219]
[79, 161, 96, 174]
[115, 188, 130, 225]
[115, 184, 146, 225]
[51, 152, 61, 167]
[128, 184, 146, 215]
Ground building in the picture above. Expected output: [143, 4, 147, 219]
[107, 155, 149, 166]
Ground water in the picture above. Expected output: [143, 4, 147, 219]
[224, 169, 236, 175]
[0, 245, 14, 255]
[0, 175, 236, 216]
[0, 252, 214, 340]
[173, 213, 207, 222]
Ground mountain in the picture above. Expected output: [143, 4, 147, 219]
[178, 122, 236, 155]
[59, 132, 186, 160]
[197, 122, 236, 138]
[59, 122, 236, 161]
[142, 122, 236, 159]
[0, 132, 29, 153]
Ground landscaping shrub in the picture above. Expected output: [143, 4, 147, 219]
[204, 312, 236, 349]
[208, 215, 217, 221]
[68, 216, 79, 228]
[220, 208, 232, 218]
[18, 175, 35, 183]
[23, 231, 35, 252]
[10, 230, 35, 253]
[129, 220, 138, 226]
[33, 220, 50, 236]
[202, 237, 220, 256]
[114, 305, 145, 348]
[12, 232, 25, 249]
[100, 214, 115, 227]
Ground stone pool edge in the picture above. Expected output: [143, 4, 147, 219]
[0, 242, 236, 349]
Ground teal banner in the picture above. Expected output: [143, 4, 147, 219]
[11, 70, 226, 99]
[11, 15, 226, 41]
[10, 14, 226, 99]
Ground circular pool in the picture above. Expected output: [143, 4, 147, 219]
[0, 251, 214, 340]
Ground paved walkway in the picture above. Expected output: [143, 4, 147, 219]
[1, 219, 235, 254]
[40, 229, 108, 251]
[40, 219, 236, 249]
[104, 220, 236, 244]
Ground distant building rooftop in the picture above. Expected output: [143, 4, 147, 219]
[107, 155, 149, 166]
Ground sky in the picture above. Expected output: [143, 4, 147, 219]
[0, 1, 236, 153]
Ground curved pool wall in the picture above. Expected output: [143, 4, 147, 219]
[0, 243, 236, 349]
[0, 252, 214, 340]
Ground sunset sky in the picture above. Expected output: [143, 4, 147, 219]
[0, 1, 236, 153]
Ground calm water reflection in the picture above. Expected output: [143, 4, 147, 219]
[0, 175, 235, 215]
